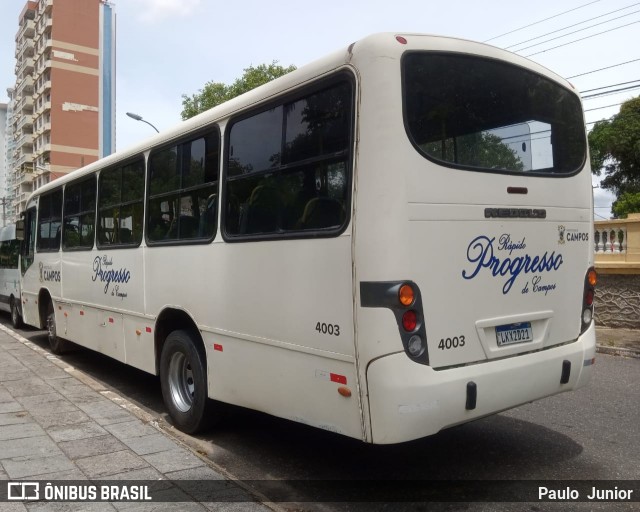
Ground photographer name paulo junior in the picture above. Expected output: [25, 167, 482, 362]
[539, 486, 634, 501]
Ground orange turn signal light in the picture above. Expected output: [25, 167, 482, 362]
[588, 269, 597, 287]
[399, 284, 415, 306]
[338, 386, 352, 398]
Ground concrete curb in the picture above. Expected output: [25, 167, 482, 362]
[596, 344, 640, 359]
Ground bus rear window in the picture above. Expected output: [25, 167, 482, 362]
[403, 52, 586, 175]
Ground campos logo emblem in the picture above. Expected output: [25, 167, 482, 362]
[558, 225, 589, 244]
[39, 262, 61, 283]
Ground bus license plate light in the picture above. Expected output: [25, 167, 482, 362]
[495, 322, 533, 347]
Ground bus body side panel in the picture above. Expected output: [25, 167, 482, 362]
[144, 234, 364, 440]
[56, 248, 145, 365]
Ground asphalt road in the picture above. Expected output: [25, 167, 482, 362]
[4, 314, 639, 511]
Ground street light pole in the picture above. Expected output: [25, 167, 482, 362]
[126, 112, 159, 133]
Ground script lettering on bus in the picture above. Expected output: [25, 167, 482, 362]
[462, 234, 562, 295]
[92, 255, 131, 296]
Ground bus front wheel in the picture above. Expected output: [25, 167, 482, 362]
[160, 330, 217, 434]
[10, 298, 23, 329]
[46, 301, 69, 354]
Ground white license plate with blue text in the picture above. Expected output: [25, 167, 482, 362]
[495, 322, 533, 346]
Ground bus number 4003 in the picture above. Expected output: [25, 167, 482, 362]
[438, 336, 466, 350]
[316, 322, 340, 336]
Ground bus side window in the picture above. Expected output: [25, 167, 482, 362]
[98, 159, 144, 248]
[146, 129, 219, 244]
[224, 78, 352, 239]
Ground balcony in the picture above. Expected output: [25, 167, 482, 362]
[15, 38, 35, 59]
[15, 114, 34, 132]
[15, 133, 34, 150]
[34, 59, 52, 79]
[36, 79, 51, 95]
[35, 35, 52, 57]
[34, 120, 51, 136]
[17, 95, 34, 112]
[38, 0, 53, 15]
[34, 142, 51, 158]
[35, 101, 51, 116]
[15, 57, 34, 78]
[16, 19, 35, 42]
[36, 16, 53, 36]
[16, 75, 34, 97]
[15, 150, 34, 168]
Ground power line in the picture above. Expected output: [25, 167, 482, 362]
[513, 9, 640, 53]
[483, 0, 601, 42]
[525, 19, 640, 57]
[584, 102, 623, 112]
[566, 58, 640, 79]
[581, 79, 640, 93]
[506, 3, 640, 50]
[582, 84, 640, 99]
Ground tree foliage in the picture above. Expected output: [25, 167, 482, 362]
[589, 96, 640, 199]
[181, 61, 296, 120]
[612, 191, 640, 219]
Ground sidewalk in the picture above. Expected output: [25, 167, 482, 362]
[0, 324, 274, 511]
[595, 326, 640, 358]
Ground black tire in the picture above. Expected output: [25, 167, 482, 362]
[10, 298, 23, 329]
[160, 330, 218, 434]
[46, 301, 69, 354]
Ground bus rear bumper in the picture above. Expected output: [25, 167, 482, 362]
[366, 322, 596, 444]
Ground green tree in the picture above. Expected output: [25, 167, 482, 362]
[589, 96, 640, 203]
[181, 61, 296, 120]
[612, 191, 640, 219]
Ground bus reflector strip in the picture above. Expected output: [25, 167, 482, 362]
[315, 369, 348, 385]
[214, 344, 223, 352]
[109, 317, 114, 323]
[330, 373, 347, 385]
[80, 311, 84, 316]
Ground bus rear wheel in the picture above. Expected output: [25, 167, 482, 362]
[46, 301, 69, 354]
[160, 330, 217, 434]
[10, 298, 23, 329]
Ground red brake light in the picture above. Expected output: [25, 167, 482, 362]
[585, 289, 594, 306]
[402, 310, 417, 332]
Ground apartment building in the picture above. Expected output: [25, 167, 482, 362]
[8, 0, 115, 221]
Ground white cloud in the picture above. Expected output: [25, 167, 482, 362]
[130, 0, 202, 23]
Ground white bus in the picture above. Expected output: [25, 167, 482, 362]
[0, 224, 23, 328]
[17, 33, 596, 444]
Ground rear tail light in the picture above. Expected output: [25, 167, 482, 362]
[402, 310, 418, 332]
[360, 281, 429, 365]
[581, 267, 597, 334]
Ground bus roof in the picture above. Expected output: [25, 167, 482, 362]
[26, 32, 576, 204]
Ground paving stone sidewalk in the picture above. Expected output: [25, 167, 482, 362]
[0, 325, 273, 511]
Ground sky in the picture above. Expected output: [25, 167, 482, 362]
[2, 0, 638, 218]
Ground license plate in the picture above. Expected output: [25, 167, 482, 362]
[495, 322, 533, 346]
